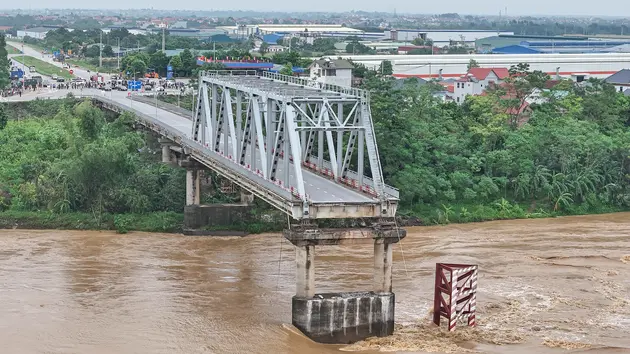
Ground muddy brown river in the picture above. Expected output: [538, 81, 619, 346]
[1, 213, 629, 354]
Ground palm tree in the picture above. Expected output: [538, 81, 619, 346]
[531, 165, 551, 198]
[554, 192, 574, 211]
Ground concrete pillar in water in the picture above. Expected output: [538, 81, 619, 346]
[186, 169, 200, 205]
[374, 239, 393, 293]
[295, 245, 315, 298]
[285, 226, 406, 344]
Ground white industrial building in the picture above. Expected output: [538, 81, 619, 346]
[384, 30, 514, 47]
[329, 53, 630, 79]
[309, 59, 354, 87]
[219, 24, 364, 37]
[16, 27, 51, 39]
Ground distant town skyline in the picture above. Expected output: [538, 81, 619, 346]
[2, 1, 630, 18]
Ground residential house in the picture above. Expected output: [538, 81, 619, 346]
[605, 69, 630, 94]
[308, 59, 354, 87]
[453, 67, 509, 104]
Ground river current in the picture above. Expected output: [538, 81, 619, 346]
[1, 213, 629, 353]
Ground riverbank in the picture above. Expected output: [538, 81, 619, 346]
[1, 203, 628, 235]
[0, 211, 184, 234]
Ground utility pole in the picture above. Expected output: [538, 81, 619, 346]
[162, 25, 166, 52]
[21, 36, 25, 75]
[99, 31, 103, 68]
[117, 37, 120, 70]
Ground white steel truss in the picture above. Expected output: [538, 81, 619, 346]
[191, 71, 398, 218]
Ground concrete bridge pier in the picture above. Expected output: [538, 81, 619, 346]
[185, 169, 201, 206]
[158, 138, 173, 163]
[180, 157, 253, 235]
[240, 189, 255, 205]
[285, 224, 406, 344]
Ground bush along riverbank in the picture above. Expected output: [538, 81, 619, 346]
[0, 99, 210, 233]
[0, 211, 183, 234]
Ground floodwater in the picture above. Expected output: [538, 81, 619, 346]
[1, 213, 629, 354]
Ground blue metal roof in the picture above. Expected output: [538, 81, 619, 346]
[492, 45, 542, 54]
[263, 33, 284, 44]
[269, 66, 306, 73]
[522, 40, 630, 47]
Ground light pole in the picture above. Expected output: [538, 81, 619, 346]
[99, 30, 103, 69]
[117, 37, 120, 70]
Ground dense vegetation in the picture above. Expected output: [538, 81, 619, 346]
[365, 74, 630, 223]
[0, 98, 187, 232]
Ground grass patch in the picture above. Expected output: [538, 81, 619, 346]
[5, 44, 21, 55]
[66, 58, 118, 74]
[11, 56, 74, 79]
[0, 211, 184, 233]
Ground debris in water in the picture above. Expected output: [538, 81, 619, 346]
[542, 339, 592, 350]
[341, 320, 525, 353]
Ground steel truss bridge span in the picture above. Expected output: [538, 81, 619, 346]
[191, 71, 398, 219]
[90, 71, 397, 220]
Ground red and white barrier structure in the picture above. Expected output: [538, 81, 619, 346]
[433, 263, 478, 331]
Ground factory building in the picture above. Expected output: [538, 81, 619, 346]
[17, 27, 51, 39]
[492, 40, 630, 54]
[384, 29, 514, 47]
[330, 52, 630, 79]
[218, 24, 364, 37]
[475, 34, 587, 52]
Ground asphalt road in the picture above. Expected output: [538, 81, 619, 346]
[7, 41, 110, 81]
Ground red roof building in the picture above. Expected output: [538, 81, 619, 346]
[466, 67, 510, 81]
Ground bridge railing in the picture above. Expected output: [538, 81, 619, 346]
[261, 71, 368, 100]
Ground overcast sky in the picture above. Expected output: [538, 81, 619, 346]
[5, 0, 630, 17]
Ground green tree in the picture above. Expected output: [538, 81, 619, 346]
[149, 51, 169, 76]
[468, 59, 480, 70]
[75, 100, 104, 139]
[84, 45, 100, 58]
[345, 41, 374, 54]
[379, 60, 393, 76]
[169, 55, 183, 75]
[259, 42, 270, 55]
[129, 58, 147, 78]
[102, 45, 114, 57]
[494, 63, 550, 128]
[0, 103, 7, 130]
[279, 62, 293, 76]
[179, 49, 196, 76]
[0, 34, 9, 89]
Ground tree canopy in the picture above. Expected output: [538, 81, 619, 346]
[0, 34, 10, 89]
